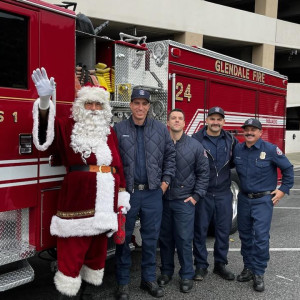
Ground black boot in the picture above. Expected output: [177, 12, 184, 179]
[253, 274, 265, 292]
[213, 262, 235, 280]
[157, 274, 172, 287]
[57, 291, 81, 300]
[140, 280, 164, 298]
[180, 279, 193, 293]
[193, 268, 208, 281]
[116, 284, 129, 300]
[80, 281, 101, 300]
[237, 267, 253, 282]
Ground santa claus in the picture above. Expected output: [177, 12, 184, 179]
[32, 68, 130, 299]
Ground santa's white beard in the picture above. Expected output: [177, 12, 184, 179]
[70, 108, 111, 161]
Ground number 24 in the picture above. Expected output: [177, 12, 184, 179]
[176, 82, 192, 102]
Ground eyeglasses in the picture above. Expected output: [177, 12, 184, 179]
[84, 101, 102, 109]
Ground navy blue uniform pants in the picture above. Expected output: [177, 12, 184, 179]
[237, 193, 273, 275]
[115, 189, 163, 284]
[193, 191, 233, 269]
[159, 199, 195, 279]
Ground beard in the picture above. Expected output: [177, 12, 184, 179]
[70, 106, 112, 162]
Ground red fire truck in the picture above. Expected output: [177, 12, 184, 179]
[0, 0, 288, 291]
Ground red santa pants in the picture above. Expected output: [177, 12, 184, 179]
[57, 234, 108, 278]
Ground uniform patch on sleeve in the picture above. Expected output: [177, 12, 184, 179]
[276, 147, 283, 155]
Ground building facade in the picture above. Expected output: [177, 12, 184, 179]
[46, 0, 300, 153]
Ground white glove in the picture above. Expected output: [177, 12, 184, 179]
[118, 191, 131, 215]
[120, 207, 128, 214]
[31, 67, 55, 110]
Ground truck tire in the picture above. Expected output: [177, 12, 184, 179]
[230, 170, 240, 234]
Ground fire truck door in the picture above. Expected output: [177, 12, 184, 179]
[171, 74, 206, 136]
[208, 81, 256, 138]
[257, 92, 285, 150]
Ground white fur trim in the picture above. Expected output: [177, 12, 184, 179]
[95, 142, 112, 165]
[50, 213, 117, 237]
[118, 191, 131, 212]
[80, 265, 104, 286]
[54, 270, 81, 296]
[50, 172, 118, 237]
[76, 86, 110, 104]
[32, 98, 55, 151]
[50, 138, 119, 237]
[93, 172, 117, 231]
[106, 230, 114, 238]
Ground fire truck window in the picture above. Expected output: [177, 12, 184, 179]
[0, 10, 28, 89]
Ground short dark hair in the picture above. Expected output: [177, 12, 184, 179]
[167, 108, 185, 120]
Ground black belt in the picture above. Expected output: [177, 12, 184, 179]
[69, 165, 116, 174]
[133, 183, 149, 191]
[246, 191, 271, 199]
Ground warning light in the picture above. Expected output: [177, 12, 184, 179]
[171, 48, 181, 58]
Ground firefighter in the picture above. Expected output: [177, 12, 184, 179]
[192, 107, 238, 281]
[114, 89, 176, 299]
[31, 68, 130, 299]
[158, 108, 209, 293]
[234, 118, 294, 292]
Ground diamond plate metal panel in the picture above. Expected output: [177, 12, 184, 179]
[0, 260, 34, 291]
[0, 209, 35, 266]
[114, 42, 170, 124]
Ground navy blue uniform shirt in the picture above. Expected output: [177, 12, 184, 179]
[233, 138, 294, 194]
[203, 130, 226, 172]
[134, 122, 148, 184]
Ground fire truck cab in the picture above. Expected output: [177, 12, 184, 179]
[0, 0, 288, 291]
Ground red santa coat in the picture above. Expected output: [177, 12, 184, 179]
[32, 99, 129, 238]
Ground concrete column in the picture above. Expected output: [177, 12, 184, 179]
[255, 0, 278, 18]
[174, 32, 203, 47]
[252, 44, 275, 70]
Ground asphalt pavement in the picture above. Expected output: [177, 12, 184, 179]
[1, 156, 300, 300]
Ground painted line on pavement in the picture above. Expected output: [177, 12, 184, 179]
[276, 275, 293, 281]
[208, 248, 300, 252]
[274, 207, 300, 209]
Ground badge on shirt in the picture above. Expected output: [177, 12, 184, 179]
[260, 152, 266, 159]
[276, 147, 283, 155]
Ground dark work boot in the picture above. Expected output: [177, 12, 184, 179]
[116, 284, 129, 300]
[193, 268, 208, 281]
[237, 267, 253, 282]
[57, 292, 81, 300]
[140, 280, 164, 298]
[180, 279, 193, 293]
[80, 281, 101, 300]
[213, 262, 235, 280]
[253, 274, 265, 292]
[157, 274, 172, 287]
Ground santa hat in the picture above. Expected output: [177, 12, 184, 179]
[72, 85, 112, 119]
[76, 85, 110, 105]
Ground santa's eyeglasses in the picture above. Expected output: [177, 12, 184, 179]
[84, 101, 102, 109]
